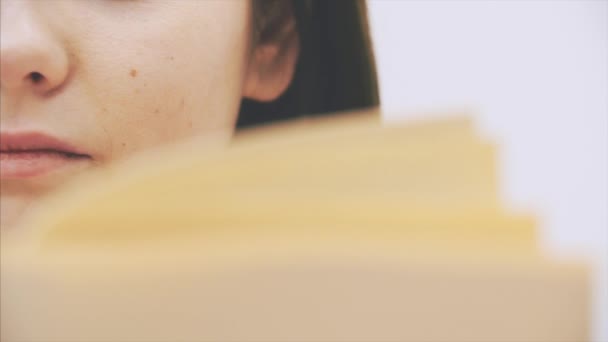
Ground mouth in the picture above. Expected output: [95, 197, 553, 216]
[0, 133, 92, 179]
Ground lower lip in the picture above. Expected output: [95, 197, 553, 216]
[0, 151, 91, 179]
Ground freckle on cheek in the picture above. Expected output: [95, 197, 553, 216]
[130, 69, 137, 77]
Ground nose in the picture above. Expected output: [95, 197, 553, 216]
[0, 1, 70, 95]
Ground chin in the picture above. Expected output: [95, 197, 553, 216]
[0, 164, 98, 231]
[0, 194, 29, 231]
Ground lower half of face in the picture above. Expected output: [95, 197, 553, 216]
[0, 0, 253, 228]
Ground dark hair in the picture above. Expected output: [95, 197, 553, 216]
[237, 0, 380, 129]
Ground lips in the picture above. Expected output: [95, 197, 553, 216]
[0, 133, 92, 179]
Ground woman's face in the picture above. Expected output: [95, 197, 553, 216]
[0, 0, 296, 228]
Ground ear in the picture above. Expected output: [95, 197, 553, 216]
[243, 20, 299, 102]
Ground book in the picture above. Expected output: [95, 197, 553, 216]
[0, 110, 589, 342]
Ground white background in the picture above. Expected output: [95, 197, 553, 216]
[368, 1, 607, 340]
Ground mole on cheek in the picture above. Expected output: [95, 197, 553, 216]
[130, 69, 138, 77]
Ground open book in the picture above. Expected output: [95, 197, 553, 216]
[0, 110, 589, 342]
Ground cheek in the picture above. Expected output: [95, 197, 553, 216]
[68, 1, 251, 159]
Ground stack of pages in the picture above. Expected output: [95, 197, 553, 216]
[1, 111, 589, 342]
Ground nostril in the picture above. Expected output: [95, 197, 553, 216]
[28, 72, 45, 84]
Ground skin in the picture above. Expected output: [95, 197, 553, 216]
[0, 0, 299, 228]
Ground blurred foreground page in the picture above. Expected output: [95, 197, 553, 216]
[1, 111, 589, 342]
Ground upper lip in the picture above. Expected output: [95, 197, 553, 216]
[0, 132, 90, 157]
